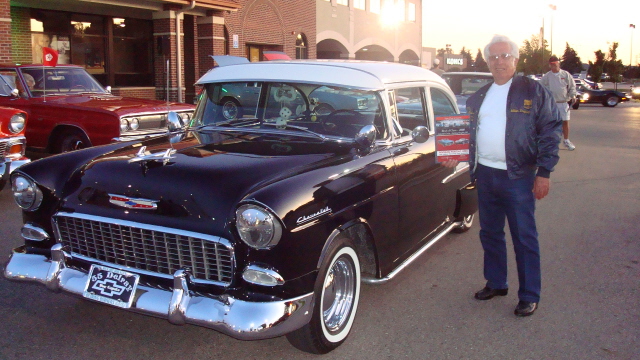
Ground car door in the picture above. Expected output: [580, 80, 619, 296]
[383, 85, 459, 273]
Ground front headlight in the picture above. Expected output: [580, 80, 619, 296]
[11, 174, 43, 211]
[235, 204, 283, 249]
[129, 117, 140, 130]
[582, 93, 589, 101]
[632, 88, 640, 95]
[9, 113, 26, 133]
[120, 118, 130, 132]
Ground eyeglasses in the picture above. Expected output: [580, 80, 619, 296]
[488, 53, 513, 61]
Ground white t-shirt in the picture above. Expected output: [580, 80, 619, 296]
[477, 79, 512, 170]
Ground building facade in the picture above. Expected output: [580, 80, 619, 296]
[4, 0, 421, 104]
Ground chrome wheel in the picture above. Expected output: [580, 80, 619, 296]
[221, 99, 242, 120]
[321, 255, 356, 334]
[605, 96, 619, 107]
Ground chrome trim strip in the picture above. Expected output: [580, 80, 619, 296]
[362, 221, 460, 285]
[4, 246, 314, 340]
[441, 163, 469, 184]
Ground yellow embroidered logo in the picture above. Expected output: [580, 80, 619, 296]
[524, 99, 532, 109]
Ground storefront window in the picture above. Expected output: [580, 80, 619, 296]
[29, 9, 152, 88]
[296, 33, 308, 60]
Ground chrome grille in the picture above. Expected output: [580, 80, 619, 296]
[0, 140, 7, 158]
[53, 213, 234, 285]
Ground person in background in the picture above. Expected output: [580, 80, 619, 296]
[431, 58, 445, 77]
[443, 34, 562, 317]
[540, 55, 577, 150]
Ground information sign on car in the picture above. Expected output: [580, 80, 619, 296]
[435, 114, 470, 163]
[83, 265, 140, 309]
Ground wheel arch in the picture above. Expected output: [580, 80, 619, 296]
[47, 124, 91, 152]
[317, 219, 378, 278]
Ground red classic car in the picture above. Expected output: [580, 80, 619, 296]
[0, 65, 195, 153]
[0, 106, 29, 191]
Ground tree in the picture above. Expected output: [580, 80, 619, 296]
[604, 42, 624, 84]
[588, 50, 605, 82]
[437, 48, 447, 57]
[473, 49, 488, 72]
[560, 43, 582, 74]
[460, 47, 473, 71]
[516, 35, 550, 75]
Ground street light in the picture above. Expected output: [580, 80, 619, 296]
[549, 4, 556, 56]
[631, 24, 636, 66]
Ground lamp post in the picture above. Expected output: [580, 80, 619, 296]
[631, 24, 636, 66]
[549, 4, 556, 56]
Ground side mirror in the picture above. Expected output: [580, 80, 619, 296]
[411, 126, 430, 143]
[11, 88, 19, 97]
[105, 86, 112, 93]
[167, 111, 184, 132]
[354, 125, 376, 149]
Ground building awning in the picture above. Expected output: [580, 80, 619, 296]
[160, 0, 241, 11]
[263, 51, 291, 61]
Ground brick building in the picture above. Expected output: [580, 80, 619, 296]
[3, 0, 422, 104]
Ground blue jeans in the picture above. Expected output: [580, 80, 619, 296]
[476, 164, 541, 303]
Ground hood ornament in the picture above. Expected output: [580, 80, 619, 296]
[128, 146, 176, 165]
[109, 194, 159, 210]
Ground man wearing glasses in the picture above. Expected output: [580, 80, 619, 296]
[444, 34, 562, 317]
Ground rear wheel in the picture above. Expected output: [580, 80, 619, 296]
[286, 235, 361, 354]
[219, 97, 243, 120]
[603, 95, 619, 107]
[53, 129, 90, 153]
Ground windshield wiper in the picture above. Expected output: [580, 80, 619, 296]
[261, 122, 326, 141]
[214, 118, 261, 127]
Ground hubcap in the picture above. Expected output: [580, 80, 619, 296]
[322, 255, 356, 334]
[222, 102, 238, 119]
[607, 97, 618, 106]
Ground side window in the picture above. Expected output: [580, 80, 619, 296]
[430, 88, 458, 116]
[201, 82, 262, 123]
[0, 70, 21, 97]
[394, 87, 428, 135]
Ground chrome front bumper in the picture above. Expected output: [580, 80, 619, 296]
[4, 244, 314, 340]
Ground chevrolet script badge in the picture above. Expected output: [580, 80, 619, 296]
[108, 194, 159, 210]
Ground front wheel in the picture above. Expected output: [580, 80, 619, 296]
[219, 97, 243, 120]
[603, 95, 619, 107]
[53, 129, 90, 153]
[286, 236, 361, 354]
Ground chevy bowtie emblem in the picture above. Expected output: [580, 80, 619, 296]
[109, 194, 159, 210]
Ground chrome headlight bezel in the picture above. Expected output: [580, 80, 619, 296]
[11, 174, 43, 211]
[9, 113, 26, 134]
[235, 203, 283, 249]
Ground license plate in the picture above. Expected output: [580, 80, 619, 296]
[83, 265, 140, 309]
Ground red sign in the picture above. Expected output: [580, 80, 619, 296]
[43, 47, 58, 67]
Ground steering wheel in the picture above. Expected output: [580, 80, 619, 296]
[320, 109, 365, 136]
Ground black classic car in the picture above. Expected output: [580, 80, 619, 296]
[5, 61, 477, 354]
[574, 80, 629, 108]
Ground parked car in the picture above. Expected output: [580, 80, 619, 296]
[0, 65, 195, 153]
[575, 81, 629, 107]
[4, 60, 477, 354]
[438, 138, 454, 146]
[0, 106, 29, 191]
[441, 72, 493, 112]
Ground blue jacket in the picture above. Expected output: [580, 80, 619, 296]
[467, 75, 562, 180]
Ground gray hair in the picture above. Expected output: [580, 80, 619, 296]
[483, 34, 520, 60]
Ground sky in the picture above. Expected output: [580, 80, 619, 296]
[422, 0, 640, 65]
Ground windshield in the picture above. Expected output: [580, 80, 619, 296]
[20, 67, 108, 97]
[444, 75, 493, 96]
[192, 81, 386, 140]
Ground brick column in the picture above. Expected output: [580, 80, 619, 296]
[0, 0, 12, 63]
[197, 10, 226, 77]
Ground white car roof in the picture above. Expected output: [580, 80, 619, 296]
[196, 60, 448, 90]
[442, 72, 493, 77]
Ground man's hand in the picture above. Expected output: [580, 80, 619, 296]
[441, 159, 459, 168]
[569, 97, 576, 106]
[533, 176, 550, 200]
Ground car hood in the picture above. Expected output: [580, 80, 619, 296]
[31, 94, 194, 115]
[54, 130, 351, 235]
